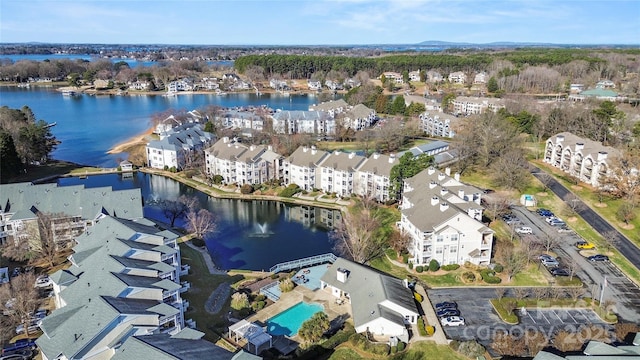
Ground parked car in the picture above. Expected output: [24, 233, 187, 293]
[34, 275, 52, 288]
[441, 316, 465, 326]
[576, 241, 595, 250]
[549, 268, 570, 277]
[436, 308, 460, 317]
[557, 226, 573, 233]
[515, 226, 533, 235]
[541, 258, 560, 267]
[588, 254, 609, 262]
[549, 219, 566, 227]
[536, 209, 554, 217]
[434, 301, 457, 310]
[15, 319, 40, 335]
[1, 338, 36, 355]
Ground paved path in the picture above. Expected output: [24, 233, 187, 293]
[183, 239, 227, 275]
[414, 284, 449, 345]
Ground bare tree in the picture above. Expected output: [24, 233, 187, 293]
[495, 287, 506, 300]
[524, 329, 548, 357]
[484, 193, 512, 224]
[330, 200, 383, 264]
[567, 286, 586, 301]
[185, 208, 217, 240]
[539, 233, 559, 254]
[491, 330, 526, 356]
[564, 193, 583, 217]
[532, 287, 548, 301]
[388, 230, 410, 258]
[2, 212, 68, 268]
[513, 287, 529, 301]
[537, 172, 554, 193]
[0, 273, 41, 337]
[159, 195, 196, 227]
[600, 149, 640, 201]
[500, 246, 528, 282]
[566, 258, 580, 281]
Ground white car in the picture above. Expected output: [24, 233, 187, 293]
[515, 227, 533, 235]
[34, 275, 52, 288]
[441, 316, 465, 326]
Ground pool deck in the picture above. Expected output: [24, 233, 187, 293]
[247, 283, 351, 333]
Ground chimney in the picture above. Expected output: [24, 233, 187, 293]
[556, 134, 565, 143]
[223, 136, 229, 143]
[438, 173, 445, 181]
[373, 153, 380, 160]
[428, 167, 435, 175]
[440, 202, 449, 212]
[458, 189, 465, 199]
[454, 173, 460, 182]
[445, 167, 451, 176]
[597, 151, 608, 162]
[267, 145, 273, 151]
[431, 196, 439, 206]
[440, 188, 448, 196]
[575, 143, 584, 151]
[303, 146, 309, 153]
[337, 268, 349, 283]
[349, 152, 355, 159]
[250, 145, 256, 151]
[429, 181, 438, 189]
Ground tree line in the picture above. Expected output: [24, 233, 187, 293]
[0, 106, 58, 181]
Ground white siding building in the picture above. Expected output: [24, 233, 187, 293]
[204, 137, 282, 185]
[283, 146, 329, 191]
[399, 167, 492, 266]
[146, 123, 214, 170]
[318, 151, 366, 197]
[354, 153, 398, 202]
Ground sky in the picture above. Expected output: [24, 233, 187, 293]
[1, 0, 639, 45]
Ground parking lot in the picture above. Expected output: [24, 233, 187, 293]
[427, 288, 609, 345]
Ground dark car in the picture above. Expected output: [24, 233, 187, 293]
[2, 338, 36, 355]
[588, 254, 609, 262]
[549, 268, 570, 277]
[536, 209, 554, 217]
[434, 301, 457, 310]
[436, 308, 460, 317]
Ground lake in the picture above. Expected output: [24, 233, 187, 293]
[0, 86, 334, 167]
[0, 53, 234, 68]
[55, 172, 336, 271]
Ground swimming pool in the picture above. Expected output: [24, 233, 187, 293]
[266, 302, 324, 336]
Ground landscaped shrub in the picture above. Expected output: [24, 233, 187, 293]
[279, 184, 301, 197]
[321, 323, 355, 349]
[397, 341, 405, 351]
[299, 312, 330, 344]
[230, 292, 249, 310]
[251, 300, 265, 311]
[270, 273, 279, 279]
[213, 175, 223, 184]
[415, 266, 424, 273]
[279, 278, 295, 292]
[417, 318, 427, 336]
[368, 342, 390, 356]
[426, 326, 435, 336]
[408, 263, 413, 270]
[429, 259, 440, 272]
[462, 271, 476, 282]
[441, 264, 460, 271]
[449, 340, 460, 351]
[391, 345, 397, 354]
[402, 254, 409, 264]
[456, 340, 485, 358]
[240, 183, 254, 194]
[481, 269, 502, 284]
[493, 263, 504, 273]
[191, 238, 205, 247]
[255, 294, 266, 302]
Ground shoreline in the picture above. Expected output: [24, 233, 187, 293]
[107, 127, 155, 154]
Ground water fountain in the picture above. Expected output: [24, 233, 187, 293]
[249, 222, 274, 238]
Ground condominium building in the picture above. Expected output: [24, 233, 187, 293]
[452, 96, 505, 115]
[283, 146, 330, 191]
[205, 137, 282, 185]
[419, 112, 458, 138]
[318, 151, 367, 197]
[146, 122, 214, 170]
[354, 153, 398, 202]
[399, 167, 492, 266]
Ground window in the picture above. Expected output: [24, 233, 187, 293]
[435, 248, 443, 254]
[450, 247, 457, 253]
[436, 235, 444, 242]
[451, 234, 459, 242]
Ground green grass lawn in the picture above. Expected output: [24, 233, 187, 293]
[328, 341, 468, 360]
[179, 243, 245, 343]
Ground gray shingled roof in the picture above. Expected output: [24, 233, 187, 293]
[319, 258, 418, 330]
[309, 99, 349, 112]
[347, 104, 374, 119]
[287, 146, 329, 168]
[548, 132, 621, 160]
[321, 151, 366, 172]
[147, 123, 213, 152]
[356, 153, 398, 176]
[112, 332, 235, 360]
[0, 182, 143, 220]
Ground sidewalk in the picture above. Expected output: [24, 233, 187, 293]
[183, 239, 227, 275]
[413, 283, 449, 345]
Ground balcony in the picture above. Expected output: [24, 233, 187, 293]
[179, 264, 190, 276]
[180, 281, 191, 293]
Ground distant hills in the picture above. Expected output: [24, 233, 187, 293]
[416, 40, 636, 48]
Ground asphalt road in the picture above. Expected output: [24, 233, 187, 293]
[530, 165, 640, 270]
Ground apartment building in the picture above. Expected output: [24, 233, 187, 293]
[146, 122, 214, 170]
[270, 110, 335, 135]
[448, 71, 467, 84]
[283, 146, 330, 191]
[399, 167, 492, 266]
[309, 99, 349, 118]
[318, 151, 367, 197]
[419, 112, 458, 138]
[204, 137, 282, 185]
[0, 182, 143, 246]
[452, 96, 505, 115]
[341, 104, 376, 131]
[543, 132, 621, 187]
[354, 153, 398, 202]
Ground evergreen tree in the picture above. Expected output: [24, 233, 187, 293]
[487, 76, 499, 92]
[0, 130, 23, 180]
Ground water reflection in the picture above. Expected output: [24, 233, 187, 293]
[56, 172, 336, 270]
